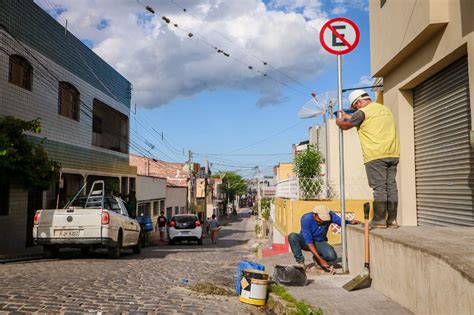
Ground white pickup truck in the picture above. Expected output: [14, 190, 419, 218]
[33, 181, 142, 259]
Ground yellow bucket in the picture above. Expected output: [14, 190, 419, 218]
[239, 269, 269, 306]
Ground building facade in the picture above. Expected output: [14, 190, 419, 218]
[136, 176, 166, 220]
[165, 185, 188, 219]
[370, 0, 473, 226]
[0, 0, 136, 254]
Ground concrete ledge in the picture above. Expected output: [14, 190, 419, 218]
[347, 226, 474, 315]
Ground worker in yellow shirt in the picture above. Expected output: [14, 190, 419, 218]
[335, 89, 400, 228]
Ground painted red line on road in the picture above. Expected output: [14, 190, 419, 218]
[327, 24, 353, 49]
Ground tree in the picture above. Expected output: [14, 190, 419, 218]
[293, 145, 323, 199]
[0, 116, 60, 191]
[216, 172, 248, 203]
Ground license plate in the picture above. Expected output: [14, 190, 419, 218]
[180, 231, 190, 235]
[54, 229, 81, 237]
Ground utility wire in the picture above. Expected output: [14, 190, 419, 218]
[226, 120, 307, 154]
[136, 1, 310, 97]
[168, 0, 314, 93]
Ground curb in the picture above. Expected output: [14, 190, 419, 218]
[0, 254, 44, 264]
[266, 292, 298, 314]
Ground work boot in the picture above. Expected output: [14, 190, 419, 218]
[387, 201, 399, 228]
[369, 201, 387, 228]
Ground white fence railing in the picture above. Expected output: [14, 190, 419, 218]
[276, 177, 372, 200]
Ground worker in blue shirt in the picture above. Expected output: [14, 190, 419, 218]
[289, 205, 360, 271]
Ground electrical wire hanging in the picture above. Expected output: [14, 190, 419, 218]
[135, 1, 310, 97]
[168, 0, 314, 94]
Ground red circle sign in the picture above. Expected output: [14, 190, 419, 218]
[319, 17, 360, 55]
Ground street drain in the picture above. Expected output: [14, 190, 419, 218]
[188, 282, 237, 296]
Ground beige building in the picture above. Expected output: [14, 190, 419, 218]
[370, 0, 473, 226]
[166, 185, 187, 218]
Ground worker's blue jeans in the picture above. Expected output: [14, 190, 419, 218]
[288, 233, 337, 264]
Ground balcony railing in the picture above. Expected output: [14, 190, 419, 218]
[276, 177, 372, 200]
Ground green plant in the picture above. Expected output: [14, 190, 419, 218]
[216, 171, 248, 203]
[294, 146, 323, 199]
[261, 197, 271, 220]
[255, 223, 261, 235]
[0, 116, 60, 191]
[293, 145, 323, 178]
[270, 284, 322, 315]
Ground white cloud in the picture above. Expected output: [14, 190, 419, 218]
[355, 75, 374, 87]
[36, 0, 336, 107]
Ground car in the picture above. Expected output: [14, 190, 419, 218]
[33, 181, 142, 259]
[168, 214, 203, 245]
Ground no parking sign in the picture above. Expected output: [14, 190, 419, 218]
[319, 18, 360, 55]
[318, 17, 360, 273]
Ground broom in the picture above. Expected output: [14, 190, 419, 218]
[343, 202, 372, 291]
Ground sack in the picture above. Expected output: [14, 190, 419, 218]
[273, 265, 308, 286]
[235, 261, 265, 294]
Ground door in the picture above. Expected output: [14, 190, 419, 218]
[413, 57, 473, 226]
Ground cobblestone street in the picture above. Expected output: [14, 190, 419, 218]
[0, 211, 258, 314]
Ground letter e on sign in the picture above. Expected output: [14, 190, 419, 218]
[319, 18, 360, 55]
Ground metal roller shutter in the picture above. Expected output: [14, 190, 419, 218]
[414, 57, 473, 226]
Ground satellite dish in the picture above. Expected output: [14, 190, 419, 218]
[298, 96, 323, 118]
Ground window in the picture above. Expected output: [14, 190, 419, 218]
[8, 55, 32, 90]
[92, 99, 129, 153]
[58, 82, 80, 121]
[0, 181, 9, 215]
[174, 206, 179, 215]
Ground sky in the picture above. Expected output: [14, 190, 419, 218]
[36, 0, 374, 178]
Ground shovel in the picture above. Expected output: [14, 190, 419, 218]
[343, 202, 372, 291]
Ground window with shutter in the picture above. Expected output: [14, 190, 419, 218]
[8, 55, 32, 90]
[58, 82, 80, 121]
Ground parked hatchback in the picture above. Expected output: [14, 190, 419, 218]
[168, 214, 203, 245]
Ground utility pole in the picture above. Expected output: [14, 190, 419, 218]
[187, 150, 193, 213]
[256, 166, 262, 219]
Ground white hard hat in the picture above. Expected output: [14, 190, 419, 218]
[348, 89, 370, 108]
[312, 205, 331, 221]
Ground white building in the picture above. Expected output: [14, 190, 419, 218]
[136, 176, 166, 220]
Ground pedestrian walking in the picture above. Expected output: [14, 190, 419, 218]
[336, 89, 400, 228]
[205, 217, 211, 237]
[156, 211, 167, 242]
[209, 214, 220, 244]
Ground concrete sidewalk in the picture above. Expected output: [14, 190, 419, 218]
[258, 247, 412, 315]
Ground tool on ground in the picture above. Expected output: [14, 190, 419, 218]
[343, 202, 372, 291]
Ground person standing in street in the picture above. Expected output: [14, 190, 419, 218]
[156, 211, 167, 242]
[336, 89, 400, 228]
[126, 190, 137, 218]
[209, 214, 220, 244]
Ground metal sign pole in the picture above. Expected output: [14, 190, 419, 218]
[337, 54, 347, 273]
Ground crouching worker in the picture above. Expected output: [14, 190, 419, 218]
[289, 205, 360, 271]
